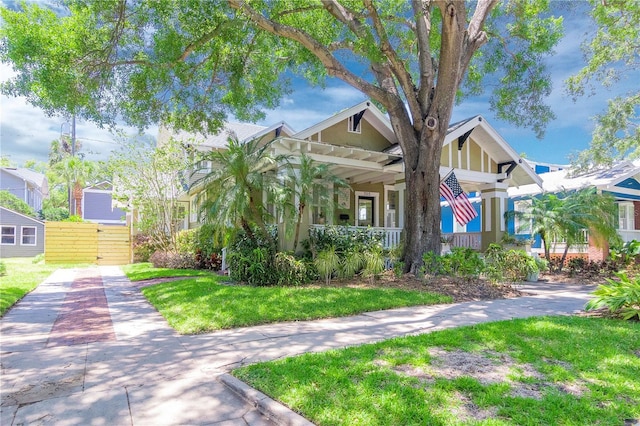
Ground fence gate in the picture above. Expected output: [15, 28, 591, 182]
[45, 222, 131, 265]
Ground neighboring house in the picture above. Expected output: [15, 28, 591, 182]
[508, 160, 640, 260]
[0, 167, 49, 212]
[163, 100, 542, 252]
[0, 206, 45, 258]
[82, 181, 127, 225]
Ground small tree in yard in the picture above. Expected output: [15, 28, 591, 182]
[1, 1, 564, 273]
[110, 137, 189, 252]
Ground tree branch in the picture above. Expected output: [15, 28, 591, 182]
[228, 0, 391, 105]
[363, 0, 421, 126]
[412, 0, 435, 131]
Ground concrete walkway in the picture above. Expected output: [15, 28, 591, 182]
[0, 266, 596, 425]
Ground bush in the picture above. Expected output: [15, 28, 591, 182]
[440, 247, 484, 280]
[227, 227, 279, 286]
[175, 228, 198, 254]
[38, 207, 69, 221]
[133, 234, 160, 263]
[484, 244, 536, 283]
[305, 226, 384, 258]
[585, 272, 640, 320]
[274, 252, 312, 286]
[149, 251, 198, 269]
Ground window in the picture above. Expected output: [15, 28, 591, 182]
[619, 202, 635, 230]
[347, 115, 362, 134]
[21, 226, 36, 246]
[1, 226, 15, 245]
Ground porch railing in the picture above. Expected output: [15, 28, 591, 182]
[443, 232, 482, 251]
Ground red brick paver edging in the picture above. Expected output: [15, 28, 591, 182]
[46, 268, 116, 347]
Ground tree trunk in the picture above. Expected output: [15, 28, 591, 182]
[293, 202, 305, 251]
[401, 127, 447, 274]
[73, 182, 83, 217]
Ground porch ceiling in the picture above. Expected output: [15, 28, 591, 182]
[273, 138, 403, 185]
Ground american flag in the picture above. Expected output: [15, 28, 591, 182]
[439, 171, 478, 226]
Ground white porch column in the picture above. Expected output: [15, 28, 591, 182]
[480, 182, 509, 252]
[396, 182, 405, 229]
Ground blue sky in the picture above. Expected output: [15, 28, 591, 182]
[0, 2, 634, 167]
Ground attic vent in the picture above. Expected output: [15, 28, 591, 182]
[348, 111, 364, 134]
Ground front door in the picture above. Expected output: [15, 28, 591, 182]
[357, 196, 375, 227]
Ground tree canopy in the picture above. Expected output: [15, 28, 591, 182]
[1, 0, 563, 272]
[567, 0, 639, 170]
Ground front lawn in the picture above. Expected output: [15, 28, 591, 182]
[234, 316, 640, 425]
[122, 262, 215, 281]
[123, 264, 451, 334]
[0, 258, 64, 316]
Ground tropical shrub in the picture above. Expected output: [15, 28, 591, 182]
[227, 226, 279, 286]
[305, 225, 384, 258]
[274, 252, 313, 286]
[585, 272, 640, 320]
[420, 251, 446, 276]
[338, 250, 363, 279]
[315, 246, 340, 285]
[362, 244, 385, 284]
[484, 244, 538, 283]
[440, 247, 484, 280]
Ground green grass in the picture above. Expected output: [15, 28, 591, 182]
[122, 262, 215, 281]
[234, 316, 640, 425]
[0, 258, 69, 316]
[134, 274, 451, 334]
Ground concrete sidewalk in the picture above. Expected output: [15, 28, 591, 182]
[0, 267, 596, 425]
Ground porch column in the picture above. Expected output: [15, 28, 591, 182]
[396, 182, 405, 229]
[480, 182, 509, 252]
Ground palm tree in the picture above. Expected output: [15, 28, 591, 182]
[192, 135, 289, 246]
[54, 156, 96, 217]
[507, 188, 620, 271]
[284, 154, 350, 251]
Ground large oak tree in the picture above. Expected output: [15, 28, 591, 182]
[1, 0, 562, 272]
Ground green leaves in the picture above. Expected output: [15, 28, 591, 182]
[586, 272, 640, 320]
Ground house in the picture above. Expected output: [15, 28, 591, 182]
[0, 206, 45, 258]
[507, 160, 640, 260]
[82, 181, 127, 225]
[0, 167, 49, 212]
[162, 100, 542, 252]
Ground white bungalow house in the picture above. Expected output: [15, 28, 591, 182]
[161, 100, 542, 252]
[508, 160, 640, 260]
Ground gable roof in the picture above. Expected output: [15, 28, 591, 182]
[293, 100, 397, 143]
[384, 115, 542, 189]
[0, 206, 44, 225]
[509, 160, 640, 198]
[159, 121, 296, 151]
[1, 167, 49, 196]
[84, 181, 113, 191]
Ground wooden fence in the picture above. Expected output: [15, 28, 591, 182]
[45, 222, 131, 265]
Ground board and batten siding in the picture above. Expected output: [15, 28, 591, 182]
[45, 222, 131, 265]
[0, 207, 45, 258]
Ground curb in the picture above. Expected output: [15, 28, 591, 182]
[219, 374, 314, 426]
